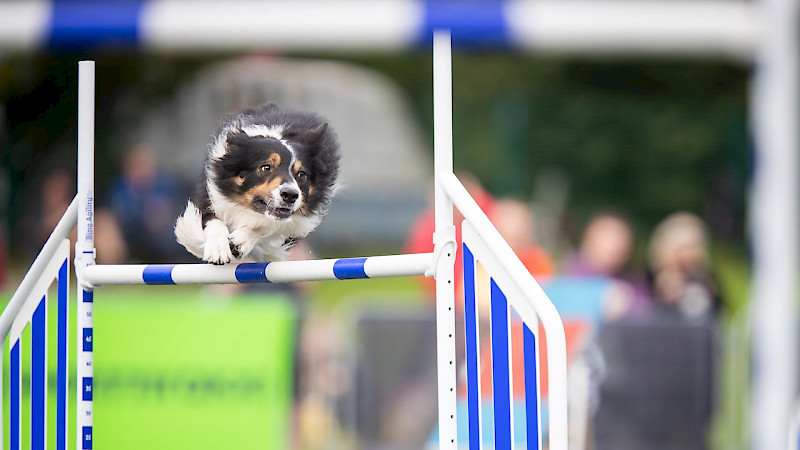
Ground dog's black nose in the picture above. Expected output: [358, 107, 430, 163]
[280, 188, 299, 204]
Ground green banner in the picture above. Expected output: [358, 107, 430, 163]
[3, 287, 296, 449]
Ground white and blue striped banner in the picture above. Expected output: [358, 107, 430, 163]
[0, 0, 759, 58]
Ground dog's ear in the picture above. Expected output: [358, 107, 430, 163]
[225, 131, 250, 152]
[307, 123, 329, 145]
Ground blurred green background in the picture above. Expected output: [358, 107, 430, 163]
[0, 53, 749, 259]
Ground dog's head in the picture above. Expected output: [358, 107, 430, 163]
[210, 123, 331, 221]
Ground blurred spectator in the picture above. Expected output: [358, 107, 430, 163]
[107, 143, 184, 262]
[36, 168, 76, 250]
[494, 198, 554, 278]
[564, 211, 648, 319]
[19, 167, 127, 266]
[472, 197, 555, 318]
[16, 168, 78, 263]
[647, 211, 720, 320]
[94, 209, 128, 264]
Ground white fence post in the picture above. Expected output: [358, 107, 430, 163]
[76, 60, 96, 450]
[749, 0, 799, 445]
[433, 30, 459, 450]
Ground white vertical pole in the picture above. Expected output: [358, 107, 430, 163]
[76, 61, 96, 274]
[433, 30, 459, 450]
[75, 60, 95, 450]
[749, 0, 799, 446]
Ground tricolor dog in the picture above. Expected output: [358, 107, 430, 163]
[175, 103, 339, 264]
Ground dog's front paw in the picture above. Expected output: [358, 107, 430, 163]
[204, 238, 234, 265]
[203, 220, 234, 264]
[228, 228, 258, 260]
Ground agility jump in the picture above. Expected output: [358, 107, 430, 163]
[0, 31, 568, 450]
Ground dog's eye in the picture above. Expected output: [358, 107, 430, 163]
[259, 164, 272, 173]
[297, 170, 307, 180]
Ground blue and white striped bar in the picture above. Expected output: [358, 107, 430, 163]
[57, 258, 70, 450]
[462, 222, 545, 449]
[450, 176, 563, 450]
[82, 253, 433, 286]
[490, 279, 515, 449]
[6, 239, 71, 450]
[523, 322, 541, 449]
[462, 244, 482, 449]
[31, 298, 46, 450]
[0, 0, 760, 59]
[10, 340, 19, 450]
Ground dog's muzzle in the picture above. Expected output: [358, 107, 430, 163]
[259, 186, 299, 220]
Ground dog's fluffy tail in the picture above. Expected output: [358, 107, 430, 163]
[174, 201, 205, 259]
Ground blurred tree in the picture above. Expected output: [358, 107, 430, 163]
[343, 52, 748, 243]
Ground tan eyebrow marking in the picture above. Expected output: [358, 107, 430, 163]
[267, 153, 281, 167]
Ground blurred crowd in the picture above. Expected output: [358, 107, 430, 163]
[406, 172, 721, 324]
[12, 142, 193, 274]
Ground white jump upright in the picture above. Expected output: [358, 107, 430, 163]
[749, 0, 799, 448]
[430, 31, 568, 450]
[2, 31, 569, 450]
[432, 30, 459, 450]
[75, 60, 96, 450]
